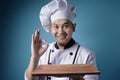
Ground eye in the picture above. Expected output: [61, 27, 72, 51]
[63, 24, 69, 29]
[52, 25, 58, 29]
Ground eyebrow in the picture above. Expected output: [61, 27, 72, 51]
[63, 22, 70, 25]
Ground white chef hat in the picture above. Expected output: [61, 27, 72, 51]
[39, 0, 76, 32]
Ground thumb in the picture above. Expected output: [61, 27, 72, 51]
[42, 39, 49, 51]
[39, 39, 49, 54]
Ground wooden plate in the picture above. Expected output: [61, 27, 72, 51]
[32, 64, 100, 77]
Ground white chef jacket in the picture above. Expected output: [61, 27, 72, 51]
[25, 39, 99, 80]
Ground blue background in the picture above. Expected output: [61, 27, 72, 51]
[1, 0, 120, 80]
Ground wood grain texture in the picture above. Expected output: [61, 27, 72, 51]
[32, 64, 100, 77]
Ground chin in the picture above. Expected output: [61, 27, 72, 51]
[57, 40, 67, 45]
[56, 37, 69, 43]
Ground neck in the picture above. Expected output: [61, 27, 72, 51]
[55, 38, 75, 49]
[57, 43, 66, 50]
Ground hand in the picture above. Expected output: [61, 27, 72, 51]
[31, 29, 49, 59]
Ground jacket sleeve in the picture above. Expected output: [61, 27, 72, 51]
[84, 51, 99, 80]
[24, 71, 41, 80]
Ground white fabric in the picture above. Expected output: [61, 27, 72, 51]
[24, 42, 99, 80]
[39, 0, 76, 32]
[51, 9, 75, 23]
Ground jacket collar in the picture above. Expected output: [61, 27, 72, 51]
[55, 38, 75, 49]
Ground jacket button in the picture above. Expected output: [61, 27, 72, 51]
[48, 77, 51, 80]
[70, 52, 73, 55]
[52, 50, 54, 52]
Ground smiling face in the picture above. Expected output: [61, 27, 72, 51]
[50, 19, 76, 49]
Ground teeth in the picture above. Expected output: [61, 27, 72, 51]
[57, 36, 65, 39]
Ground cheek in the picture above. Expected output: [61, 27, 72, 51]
[66, 29, 73, 35]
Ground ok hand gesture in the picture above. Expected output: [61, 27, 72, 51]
[31, 29, 49, 59]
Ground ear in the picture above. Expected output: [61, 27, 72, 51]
[72, 23, 76, 32]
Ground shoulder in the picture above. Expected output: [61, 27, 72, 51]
[76, 43, 95, 56]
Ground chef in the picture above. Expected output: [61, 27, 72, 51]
[25, 0, 99, 80]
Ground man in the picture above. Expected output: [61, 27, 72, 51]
[25, 0, 99, 80]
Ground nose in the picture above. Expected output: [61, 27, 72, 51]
[58, 27, 64, 34]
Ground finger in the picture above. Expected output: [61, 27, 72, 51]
[41, 39, 49, 50]
[32, 34, 35, 44]
[35, 29, 40, 41]
[38, 39, 49, 56]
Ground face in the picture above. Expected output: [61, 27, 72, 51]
[50, 19, 76, 47]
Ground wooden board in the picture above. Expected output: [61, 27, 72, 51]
[32, 64, 100, 77]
